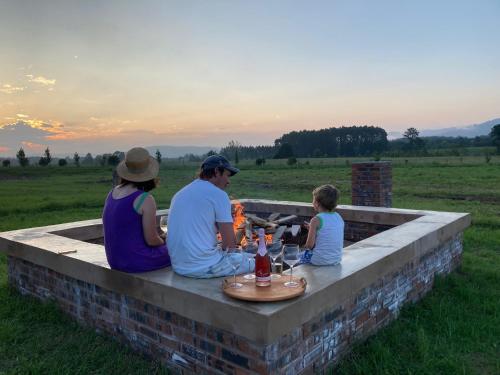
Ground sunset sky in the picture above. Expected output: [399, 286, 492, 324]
[1, 0, 499, 156]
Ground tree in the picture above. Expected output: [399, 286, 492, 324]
[2, 159, 10, 167]
[16, 147, 29, 167]
[82, 152, 93, 165]
[403, 127, 425, 152]
[490, 124, 500, 154]
[219, 140, 241, 161]
[94, 154, 106, 166]
[107, 154, 120, 166]
[39, 147, 52, 166]
[155, 149, 162, 164]
[58, 159, 67, 166]
[274, 126, 388, 158]
[73, 152, 80, 167]
[274, 142, 295, 159]
[287, 156, 297, 166]
[234, 148, 239, 164]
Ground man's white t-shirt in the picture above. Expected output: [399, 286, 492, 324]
[167, 179, 233, 275]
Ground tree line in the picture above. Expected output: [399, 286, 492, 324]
[219, 124, 500, 161]
[3, 124, 500, 167]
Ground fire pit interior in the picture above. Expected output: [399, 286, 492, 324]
[65, 199, 394, 250]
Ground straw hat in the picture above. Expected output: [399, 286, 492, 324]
[116, 147, 159, 182]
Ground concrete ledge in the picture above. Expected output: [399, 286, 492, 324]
[0, 200, 470, 345]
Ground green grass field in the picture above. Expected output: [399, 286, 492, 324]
[0, 157, 499, 374]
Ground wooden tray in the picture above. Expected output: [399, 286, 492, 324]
[222, 275, 306, 302]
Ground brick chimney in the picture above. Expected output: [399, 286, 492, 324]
[351, 161, 392, 207]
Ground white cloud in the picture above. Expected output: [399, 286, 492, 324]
[27, 75, 56, 86]
[16, 114, 29, 118]
[0, 83, 25, 94]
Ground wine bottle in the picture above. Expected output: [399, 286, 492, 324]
[255, 228, 271, 287]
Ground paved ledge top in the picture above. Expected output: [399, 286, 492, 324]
[0, 200, 471, 344]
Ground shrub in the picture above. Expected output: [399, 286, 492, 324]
[255, 158, 266, 166]
[58, 159, 67, 166]
[287, 156, 297, 166]
[2, 159, 10, 167]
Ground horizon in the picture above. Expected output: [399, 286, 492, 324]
[1, 1, 499, 157]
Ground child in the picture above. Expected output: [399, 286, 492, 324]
[301, 184, 344, 265]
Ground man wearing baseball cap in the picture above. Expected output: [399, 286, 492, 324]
[167, 155, 254, 278]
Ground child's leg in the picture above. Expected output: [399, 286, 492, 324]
[299, 249, 313, 264]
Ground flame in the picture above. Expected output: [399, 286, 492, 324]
[232, 200, 246, 234]
[231, 200, 274, 246]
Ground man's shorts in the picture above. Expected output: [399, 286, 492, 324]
[181, 252, 255, 279]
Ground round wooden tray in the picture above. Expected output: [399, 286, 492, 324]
[222, 274, 306, 302]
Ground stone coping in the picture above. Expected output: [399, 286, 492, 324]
[0, 200, 470, 344]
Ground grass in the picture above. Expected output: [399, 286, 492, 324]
[0, 157, 499, 374]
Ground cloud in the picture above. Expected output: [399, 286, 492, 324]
[0, 84, 25, 94]
[26, 75, 56, 86]
[21, 141, 45, 152]
[0, 120, 70, 147]
[17, 114, 29, 118]
[0, 146, 9, 153]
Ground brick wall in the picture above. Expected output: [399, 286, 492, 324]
[351, 162, 392, 207]
[7, 233, 462, 374]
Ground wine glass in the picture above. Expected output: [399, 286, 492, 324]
[267, 240, 283, 279]
[159, 215, 168, 235]
[226, 247, 243, 288]
[282, 244, 300, 287]
[242, 241, 258, 280]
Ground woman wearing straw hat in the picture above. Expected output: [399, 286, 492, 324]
[102, 147, 170, 272]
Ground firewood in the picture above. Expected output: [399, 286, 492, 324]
[235, 229, 245, 245]
[272, 226, 286, 243]
[274, 215, 298, 225]
[290, 225, 301, 237]
[245, 220, 253, 242]
[267, 212, 280, 221]
[246, 213, 269, 226]
[246, 214, 279, 230]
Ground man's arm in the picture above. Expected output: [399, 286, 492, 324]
[217, 222, 237, 250]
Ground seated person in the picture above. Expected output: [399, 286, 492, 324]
[167, 155, 254, 278]
[102, 147, 170, 272]
[301, 184, 344, 266]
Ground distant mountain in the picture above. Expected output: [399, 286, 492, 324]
[146, 145, 218, 158]
[419, 118, 500, 138]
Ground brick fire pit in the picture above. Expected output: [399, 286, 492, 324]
[0, 199, 470, 374]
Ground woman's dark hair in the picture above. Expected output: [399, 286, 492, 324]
[119, 177, 158, 192]
[197, 166, 226, 180]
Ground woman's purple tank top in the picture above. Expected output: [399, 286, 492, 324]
[103, 189, 170, 273]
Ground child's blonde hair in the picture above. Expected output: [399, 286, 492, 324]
[313, 184, 339, 211]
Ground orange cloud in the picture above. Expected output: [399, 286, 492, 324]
[21, 141, 45, 152]
[0, 146, 9, 153]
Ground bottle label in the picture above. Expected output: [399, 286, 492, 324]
[256, 275, 271, 286]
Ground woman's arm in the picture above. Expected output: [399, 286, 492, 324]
[304, 216, 319, 250]
[140, 195, 165, 247]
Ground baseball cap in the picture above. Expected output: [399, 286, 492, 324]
[201, 155, 239, 176]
